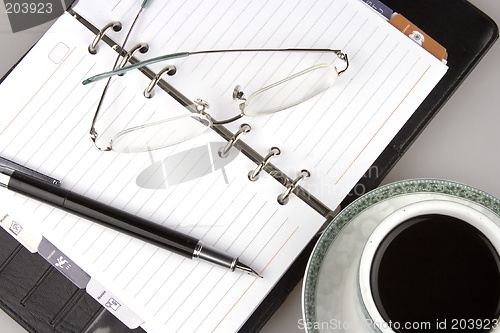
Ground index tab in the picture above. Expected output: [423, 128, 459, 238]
[86, 278, 144, 329]
[360, 0, 394, 19]
[389, 14, 448, 62]
[0, 204, 42, 253]
[38, 237, 91, 289]
[0, 191, 42, 253]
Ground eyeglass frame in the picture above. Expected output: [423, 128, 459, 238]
[86, 47, 349, 152]
[86, 1, 152, 151]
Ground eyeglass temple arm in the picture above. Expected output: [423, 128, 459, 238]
[141, 0, 152, 9]
[87, 0, 154, 152]
[261, 48, 348, 75]
[82, 48, 348, 85]
[83, 52, 190, 84]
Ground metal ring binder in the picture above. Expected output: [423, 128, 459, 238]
[248, 147, 281, 181]
[218, 124, 251, 158]
[117, 43, 149, 74]
[277, 169, 310, 205]
[144, 65, 177, 98]
[88, 21, 122, 54]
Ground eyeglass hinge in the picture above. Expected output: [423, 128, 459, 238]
[336, 51, 349, 76]
[89, 129, 112, 152]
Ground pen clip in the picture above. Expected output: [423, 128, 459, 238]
[0, 157, 61, 187]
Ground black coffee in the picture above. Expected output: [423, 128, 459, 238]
[370, 214, 500, 332]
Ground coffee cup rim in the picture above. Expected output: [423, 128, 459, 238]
[358, 199, 500, 333]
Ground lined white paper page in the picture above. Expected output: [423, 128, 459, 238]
[0, 13, 325, 333]
[75, 0, 448, 209]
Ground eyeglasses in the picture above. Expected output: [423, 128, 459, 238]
[84, 8, 349, 153]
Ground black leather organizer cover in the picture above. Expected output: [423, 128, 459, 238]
[0, 1, 497, 332]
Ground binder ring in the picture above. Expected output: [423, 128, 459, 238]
[144, 65, 177, 98]
[248, 147, 281, 181]
[118, 43, 150, 74]
[277, 169, 310, 205]
[88, 21, 122, 54]
[218, 124, 251, 158]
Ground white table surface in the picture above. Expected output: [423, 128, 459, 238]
[0, 0, 498, 332]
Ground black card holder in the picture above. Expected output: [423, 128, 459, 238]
[0, 1, 497, 332]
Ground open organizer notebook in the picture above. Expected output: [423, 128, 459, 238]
[0, 0, 447, 332]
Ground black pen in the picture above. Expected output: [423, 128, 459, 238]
[0, 165, 262, 278]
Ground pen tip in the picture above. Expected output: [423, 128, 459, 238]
[235, 260, 263, 278]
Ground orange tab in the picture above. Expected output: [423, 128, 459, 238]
[389, 14, 448, 62]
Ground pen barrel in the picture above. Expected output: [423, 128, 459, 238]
[8, 171, 199, 258]
[64, 192, 199, 257]
[8, 170, 67, 205]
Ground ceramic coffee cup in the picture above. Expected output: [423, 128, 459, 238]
[358, 200, 500, 333]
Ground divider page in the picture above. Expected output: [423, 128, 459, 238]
[0, 13, 325, 333]
[74, 0, 448, 209]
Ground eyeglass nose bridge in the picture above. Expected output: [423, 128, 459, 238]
[194, 99, 210, 113]
[232, 85, 247, 112]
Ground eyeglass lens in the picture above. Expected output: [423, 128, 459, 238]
[111, 113, 212, 153]
[241, 63, 338, 115]
[110, 63, 338, 153]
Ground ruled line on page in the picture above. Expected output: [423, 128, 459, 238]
[157, 209, 289, 331]
[2, 55, 92, 167]
[186, 214, 289, 332]
[314, 47, 411, 170]
[70, 145, 236, 271]
[335, 64, 432, 185]
[111, 0, 123, 12]
[210, 225, 299, 333]
[271, 12, 367, 140]
[140, 0, 172, 35]
[145, 201, 288, 330]
[0, 47, 76, 137]
[325, 56, 420, 174]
